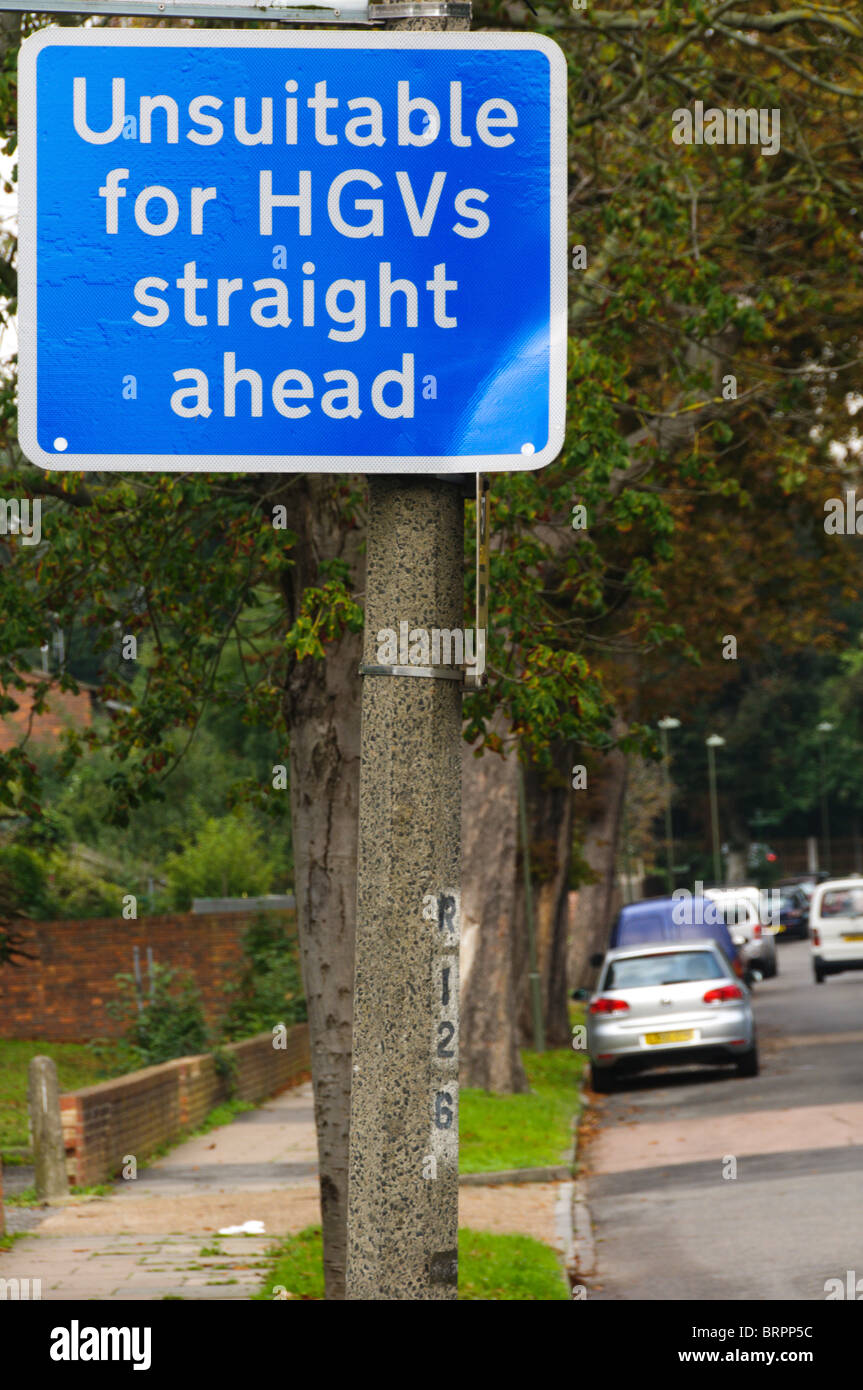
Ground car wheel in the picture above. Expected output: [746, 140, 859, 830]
[736, 1045, 759, 1078]
[591, 1064, 617, 1094]
[814, 963, 826, 984]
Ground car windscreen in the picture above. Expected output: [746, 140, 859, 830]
[603, 950, 727, 990]
[819, 888, 863, 919]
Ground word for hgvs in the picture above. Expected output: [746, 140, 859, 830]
[377, 623, 485, 675]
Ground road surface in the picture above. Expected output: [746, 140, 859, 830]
[584, 939, 863, 1300]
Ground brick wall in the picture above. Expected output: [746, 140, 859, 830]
[0, 910, 297, 1042]
[60, 1023, 310, 1186]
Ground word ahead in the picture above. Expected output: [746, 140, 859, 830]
[19, 29, 566, 473]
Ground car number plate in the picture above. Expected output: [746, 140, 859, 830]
[644, 1029, 695, 1045]
[842, 933, 863, 942]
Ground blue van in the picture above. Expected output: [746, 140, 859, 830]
[603, 896, 744, 976]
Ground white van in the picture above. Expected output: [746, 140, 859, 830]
[705, 886, 778, 980]
[809, 878, 863, 983]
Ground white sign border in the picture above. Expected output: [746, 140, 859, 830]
[18, 27, 567, 474]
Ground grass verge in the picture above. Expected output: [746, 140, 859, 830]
[460, 1047, 584, 1174]
[254, 1226, 569, 1301]
[0, 1040, 110, 1154]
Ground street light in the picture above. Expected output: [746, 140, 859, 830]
[816, 721, 834, 872]
[706, 735, 726, 885]
[658, 718, 681, 893]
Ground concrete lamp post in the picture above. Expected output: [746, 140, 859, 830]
[658, 718, 681, 894]
[706, 735, 726, 885]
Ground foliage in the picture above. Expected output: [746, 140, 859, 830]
[0, 9, 858, 853]
[93, 962, 210, 1072]
[163, 812, 279, 909]
[0, 837, 126, 920]
[0, 842, 50, 916]
[219, 914, 306, 1041]
[254, 1224, 569, 1301]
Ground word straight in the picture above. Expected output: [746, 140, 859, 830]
[134, 261, 458, 341]
[74, 78, 519, 150]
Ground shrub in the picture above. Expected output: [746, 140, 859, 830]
[220, 914, 306, 1041]
[93, 962, 211, 1072]
[0, 843, 51, 917]
[163, 814, 278, 909]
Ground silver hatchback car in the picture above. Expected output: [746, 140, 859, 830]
[584, 940, 758, 1092]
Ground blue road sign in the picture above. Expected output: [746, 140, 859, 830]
[19, 29, 566, 472]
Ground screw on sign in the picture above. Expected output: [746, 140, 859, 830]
[17, 29, 567, 473]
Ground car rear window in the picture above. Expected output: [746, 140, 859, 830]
[819, 888, 863, 918]
[603, 950, 727, 990]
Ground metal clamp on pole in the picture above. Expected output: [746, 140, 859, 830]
[359, 663, 464, 681]
[360, 475, 488, 689]
[368, 1, 471, 18]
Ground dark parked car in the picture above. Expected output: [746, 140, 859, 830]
[775, 873, 831, 898]
[774, 885, 810, 940]
[598, 896, 744, 978]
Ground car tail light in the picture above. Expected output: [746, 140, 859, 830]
[703, 985, 744, 1004]
[812, 928, 820, 946]
[731, 957, 744, 978]
[753, 923, 762, 938]
[589, 997, 630, 1015]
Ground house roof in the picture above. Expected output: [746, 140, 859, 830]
[0, 672, 95, 753]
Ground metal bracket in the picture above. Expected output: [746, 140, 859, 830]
[0, 0, 376, 19]
[360, 474, 489, 691]
[463, 474, 489, 692]
[359, 663, 464, 681]
[368, 1, 471, 18]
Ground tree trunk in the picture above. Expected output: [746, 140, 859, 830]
[278, 475, 364, 1302]
[459, 717, 528, 1093]
[514, 753, 573, 1048]
[568, 733, 628, 991]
